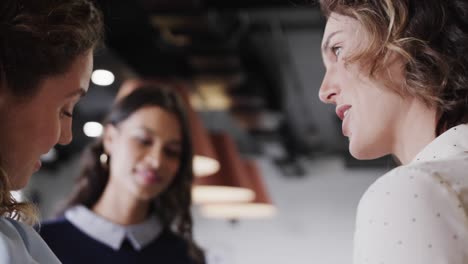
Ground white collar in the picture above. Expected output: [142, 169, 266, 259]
[411, 123, 468, 163]
[65, 205, 163, 251]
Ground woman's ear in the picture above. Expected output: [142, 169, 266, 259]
[102, 124, 118, 155]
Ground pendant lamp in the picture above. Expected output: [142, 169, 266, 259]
[200, 159, 277, 219]
[192, 132, 255, 204]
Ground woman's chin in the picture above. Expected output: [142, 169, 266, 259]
[349, 140, 386, 160]
[10, 176, 30, 191]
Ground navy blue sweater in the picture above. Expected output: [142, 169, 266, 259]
[39, 218, 196, 264]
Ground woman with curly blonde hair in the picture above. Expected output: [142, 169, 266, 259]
[319, 0, 468, 263]
[0, 0, 103, 262]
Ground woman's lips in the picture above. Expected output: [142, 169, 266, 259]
[336, 105, 352, 136]
[342, 109, 351, 137]
[34, 160, 42, 172]
[336, 104, 352, 120]
[136, 170, 163, 185]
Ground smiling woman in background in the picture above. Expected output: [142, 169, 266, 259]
[318, 0, 468, 263]
[40, 86, 205, 264]
[0, 0, 103, 263]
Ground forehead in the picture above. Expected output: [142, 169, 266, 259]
[322, 13, 361, 45]
[123, 106, 182, 139]
[26, 52, 92, 104]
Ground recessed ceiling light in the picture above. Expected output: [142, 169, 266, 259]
[83, 122, 103, 137]
[91, 69, 115, 86]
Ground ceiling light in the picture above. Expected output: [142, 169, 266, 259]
[91, 69, 115, 86]
[192, 133, 255, 204]
[83, 122, 103, 137]
[200, 160, 277, 219]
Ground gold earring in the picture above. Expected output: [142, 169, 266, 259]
[100, 153, 109, 168]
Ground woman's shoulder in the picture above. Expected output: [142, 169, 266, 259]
[362, 165, 434, 198]
[0, 217, 39, 245]
[152, 229, 193, 253]
[0, 217, 61, 263]
[0, 217, 25, 236]
[158, 229, 189, 246]
[149, 229, 199, 262]
[39, 217, 81, 243]
[369, 156, 468, 194]
[355, 159, 468, 262]
[358, 159, 468, 222]
[40, 217, 69, 230]
[0, 218, 30, 262]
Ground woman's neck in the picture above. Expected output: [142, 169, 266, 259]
[393, 99, 437, 165]
[92, 182, 150, 226]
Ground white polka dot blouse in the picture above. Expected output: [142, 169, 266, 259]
[353, 124, 468, 264]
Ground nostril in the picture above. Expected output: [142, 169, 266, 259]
[327, 92, 337, 100]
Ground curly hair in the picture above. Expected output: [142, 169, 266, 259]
[0, 0, 103, 223]
[0, 0, 104, 97]
[320, 0, 468, 135]
[57, 87, 205, 264]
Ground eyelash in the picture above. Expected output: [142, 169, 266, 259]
[138, 138, 152, 146]
[61, 110, 73, 118]
[136, 139, 181, 158]
[331, 46, 343, 58]
[165, 148, 181, 158]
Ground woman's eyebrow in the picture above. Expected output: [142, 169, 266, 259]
[322, 30, 342, 53]
[65, 88, 87, 99]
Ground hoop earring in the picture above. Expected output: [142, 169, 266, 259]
[99, 153, 109, 169]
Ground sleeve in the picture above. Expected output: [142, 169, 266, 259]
[353, 166, 468, 264]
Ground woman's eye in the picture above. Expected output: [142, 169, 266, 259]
[137, 138, 152, 146]
[165, 148, 181, 158]
[60, 102, 77, 119]
[332, 46, 343, 57]
[60, 110, 73, 118]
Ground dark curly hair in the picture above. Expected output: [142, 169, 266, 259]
[0, 0, 103, 223]
[0, 0, 104, 97]
[57, 86, 205, 264]
[320, 0, 468, 135]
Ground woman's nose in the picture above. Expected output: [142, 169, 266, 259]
[318, 70, 340, 104]
[145, 146, 162, 168]
[58, 120, 73, 145]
